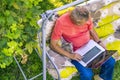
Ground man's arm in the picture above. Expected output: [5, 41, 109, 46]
[50, 39, 82, 61]
[90, 28, 100, 42]
[90, 28, 106, 49]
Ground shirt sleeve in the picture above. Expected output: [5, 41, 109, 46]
[88, 18, 93, 30]
[51, 19, 63, 40]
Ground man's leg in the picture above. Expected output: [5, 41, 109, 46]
[71, 60, 94, 80]
[99, 57, 116, 80]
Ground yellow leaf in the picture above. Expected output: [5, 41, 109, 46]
[13, 3, 20, 9]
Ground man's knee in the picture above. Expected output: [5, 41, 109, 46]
[103, 57, 116, 67]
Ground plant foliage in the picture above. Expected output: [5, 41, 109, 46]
[0, 0, 75, 68]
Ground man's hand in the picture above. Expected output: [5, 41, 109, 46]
[70, 53, 83, 61]
[99, 42, 106, 50]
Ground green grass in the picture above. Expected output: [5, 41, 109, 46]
[113, 60, 120, 80]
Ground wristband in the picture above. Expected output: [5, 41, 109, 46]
[97, 40, 101, 44]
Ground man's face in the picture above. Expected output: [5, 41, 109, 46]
[74, 18, 87, 26]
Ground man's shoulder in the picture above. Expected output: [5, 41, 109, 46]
[57, 12, 70, 21]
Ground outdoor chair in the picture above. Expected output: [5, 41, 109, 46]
[14, 0, 120, 80]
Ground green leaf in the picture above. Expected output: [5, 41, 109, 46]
[10, 23, 17, 32]
[0, 63, 6, 68]
[2, 48, 13, 56]
[21, 35, 29, 41]
[15, 48, 24, 55]
[6, 15, 16, 25]
[19, 42, 23, 47]
[26, 11, 32, 19]
[0, 16, 5, 25]
[0, 38, 7, 49]
[7, 41, 18, 49]
[0, 52, 5, 62]
[13, 2, 20, 9]
[5, 29, 21, 39]
[11, 11, 17, 17]
[3, 56, 13, 66]
[4, 10, 10, 16]
[25, 42, 34, 54]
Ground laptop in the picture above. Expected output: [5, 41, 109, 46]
[74, 40, 117, 68]
[87, 50, 117, 68]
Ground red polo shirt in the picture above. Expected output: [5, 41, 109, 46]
[51, 12, 93, 51]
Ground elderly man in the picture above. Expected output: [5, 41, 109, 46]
[50, 6, 115, 80]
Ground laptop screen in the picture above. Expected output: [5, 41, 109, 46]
[82, 46, 101, 63]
